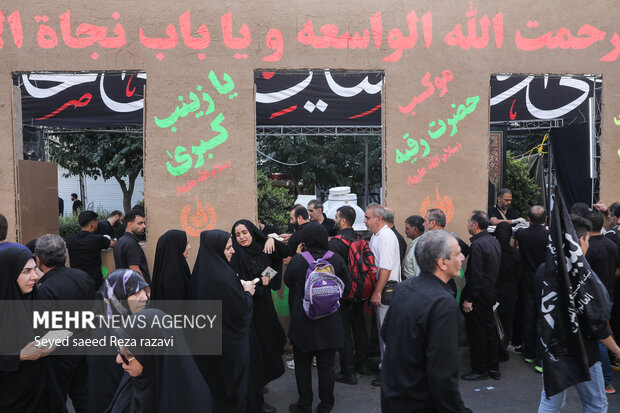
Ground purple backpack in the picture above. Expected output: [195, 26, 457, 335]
[301, 251, 345, 320]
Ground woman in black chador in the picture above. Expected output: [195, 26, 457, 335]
[231, 220, 287, 384]
[105, 308, 213, 413]
[0, 247, 66, 412]
[493, 222, 522, 360]
[188, 229, 257, 413]
[151, 229, 191, 300]
[90, 269, 150, 413]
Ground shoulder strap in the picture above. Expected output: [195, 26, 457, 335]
[333, 234, 352, 246]
[301, 251, 315, 266]
[322, 251, 334, 260]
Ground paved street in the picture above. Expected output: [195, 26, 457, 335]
[263, 348, 620, 413]
[68, 346, 620, 412]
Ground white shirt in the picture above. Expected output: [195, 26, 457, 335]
[402, 237, 420, 279]
[370, 225, 401, 282]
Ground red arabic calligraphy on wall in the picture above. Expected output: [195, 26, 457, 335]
[1, 3, 620, 62]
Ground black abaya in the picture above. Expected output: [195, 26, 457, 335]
[104, 309, 213, 413]
[151, 230, 191, 300]
[231, 219, 286, 386]
[188, 230, 254, 413]
[0, 247, 67, 413]
[494, 222, 522, 349]
[89, 269, 150, 413]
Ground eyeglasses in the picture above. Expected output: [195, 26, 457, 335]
[116, 344, 135, 364]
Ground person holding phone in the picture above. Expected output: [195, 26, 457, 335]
[231, 219, 288, 412]
[188, 229, 256, 413]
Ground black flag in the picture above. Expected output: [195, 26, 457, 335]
[539, 187, 610, 396]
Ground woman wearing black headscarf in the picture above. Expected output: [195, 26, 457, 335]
[151, 230, 191, 300]
[493, 222, 522, 361]
[285, 223, 351, 413]
[0, 247, 67, 412]
[231, 220, 287, 387]
[90, 269, 150, 413]
[188, 230, 256, 413]
[105, 308, 213, 413]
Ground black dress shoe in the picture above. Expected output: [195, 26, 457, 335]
[288, 402, 311, 413]
[335, 372, 358, 385]
[371, 377, 381, 387]
[460, 371, 489, 381]
[317, 402, 334, 413]
[262, 402, 277, 413]
[488, 369, 501, 380]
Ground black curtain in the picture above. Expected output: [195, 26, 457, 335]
[550, 123, 591, 208]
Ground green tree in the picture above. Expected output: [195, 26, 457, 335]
[505, 155, 541, 217]
[257, 170, 295, 232]
[257, 135, 381, 196]
[48, 129, 143, 214]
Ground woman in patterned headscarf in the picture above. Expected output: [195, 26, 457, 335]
[89, 269, 150, 413]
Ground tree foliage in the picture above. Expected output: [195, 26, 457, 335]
[48, 130, 143, 213]
[505, 155, 541, 218]
[257, 170, 295, 232]
[257, 135, 381, 196]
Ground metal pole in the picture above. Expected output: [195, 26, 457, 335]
[364, 135, 369, 209]
[547, 130, 552, 214]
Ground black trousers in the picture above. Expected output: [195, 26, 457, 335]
[292, 345, 336, 411]
[50, 355, 89, 413]
[521, 290, 538, 360]
[464, 288, 499, 373]
[338, 300, 368, 375]
[496, 277, 518, 355]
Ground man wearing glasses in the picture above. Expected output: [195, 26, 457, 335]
[488, 188, 526, 226]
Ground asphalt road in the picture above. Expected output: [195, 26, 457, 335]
[263, 348, 620, 413]
[69, 347, 620, 412]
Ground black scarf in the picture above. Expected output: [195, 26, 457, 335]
[494, 222, 520, 282]
[189, 230, 252, 339]
[230, 220, 270, 281]
[151, 229, 191, 300]
[0, 247, 36, 354]
[301, 222, 329, 254]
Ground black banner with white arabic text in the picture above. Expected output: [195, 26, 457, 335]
[255, 70, 382, 126]
[490, 74, 599, 124]
[15, 72, 145, 128]
[539, 188, 610, 396]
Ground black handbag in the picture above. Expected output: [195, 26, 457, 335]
[381, 280, 399, 306]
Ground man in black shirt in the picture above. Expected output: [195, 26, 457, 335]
[96, 210, 124, 239]
[585, 210, 620, 392]
[284, 204, 311, 260]
[113, 209, 149, 282]
[514, 205, 549, 366]
[308, 199, 336, 236]
[381, 230, 471, 413]
[35, 233, 95, 412]
[329, 206, 368, 385]
[488, 188, 524, 226]
[71, 193, 83, 215]
[385, 207, 407, 263]
[461, 210, 502, 381]
[66, 211, 114, 290]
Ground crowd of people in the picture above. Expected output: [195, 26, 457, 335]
[1, 190, 620, 412]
